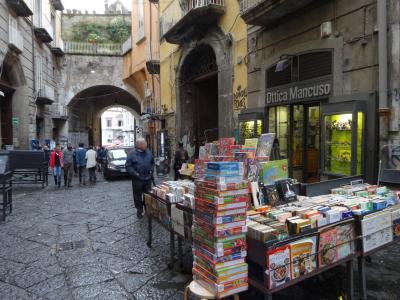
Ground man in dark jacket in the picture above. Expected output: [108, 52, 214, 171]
[125, 138, 154, 218]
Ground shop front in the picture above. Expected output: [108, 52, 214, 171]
[241, 50, 378, 184]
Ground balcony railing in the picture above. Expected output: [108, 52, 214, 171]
[146, 43, 160, 74]
[52, 104, 68, 120]
[239, 0, 319, 27]
[33, 13, 54, 43]
[37, 84, 55, 105]
[6, 0, 33, 16]
[122, 36, 132, 55]
[64, 41, 123, 55]
[50, 38, 64, 56]
[239, 0, 264, 14]
[8, 14, 24, 53]
[161, 0, 225, 44]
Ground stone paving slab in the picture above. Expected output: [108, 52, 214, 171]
[1, 175, 399, 300]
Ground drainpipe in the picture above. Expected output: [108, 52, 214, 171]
[378, 0, 390, 158]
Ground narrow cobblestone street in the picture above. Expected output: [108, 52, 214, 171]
[0, 175, 190, 300]
[1, 174, 400, 300]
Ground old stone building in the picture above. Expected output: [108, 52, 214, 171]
[159, 0, 248, 159]
[239, 0, 400, 183]
[0, 0, 64, 149]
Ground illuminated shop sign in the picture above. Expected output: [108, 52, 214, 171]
[266, 79, 332, 105]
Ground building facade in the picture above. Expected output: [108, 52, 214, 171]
[159, 0, 248, 159]
[239, 0, 400, 184]
[0, 0, 64, 149]
[101, 106, 135, 146]
[123, 0, 160, 154]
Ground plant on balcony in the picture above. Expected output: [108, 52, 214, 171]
[106, 17, 130, 43]
[87, 33, 104, 44]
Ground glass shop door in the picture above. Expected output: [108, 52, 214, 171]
[268, 104, 321, 183]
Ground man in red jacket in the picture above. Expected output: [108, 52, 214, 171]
[50, 143, 63, 188]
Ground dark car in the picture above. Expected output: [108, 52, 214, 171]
[103, 147, 133, 180]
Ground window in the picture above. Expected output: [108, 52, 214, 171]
[50, 13, 56, 40]
[106, 119, 112, 128]
[266, 51, 333, 88]
[137, 0, 144, 42]
[118, 120, 123, 127]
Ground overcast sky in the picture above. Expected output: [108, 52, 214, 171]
[63, 0, 131, 13]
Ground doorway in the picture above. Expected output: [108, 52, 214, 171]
[267, 103, 321, 183]
[180, 44, 219, 155]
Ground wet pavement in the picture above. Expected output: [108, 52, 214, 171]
[0, 174, 399, 300]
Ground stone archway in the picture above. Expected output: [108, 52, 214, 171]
[176, 28, 234, 144]
[67, 85, 141, 147]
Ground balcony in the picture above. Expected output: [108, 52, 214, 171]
[52, 104, 68, 121]
[239, 0, 320, 27]
[8, 15, 24, 54]
[146, 44, 160, 74]
[33, 14, 54, 43]
[6, 0, 33, 17]
[162, 0, 225, 44]
[36, 84, 55, 105]
[64, 41, 122, 56]
[50, 38, 64, 56]
[122, 37, 132, 55]
[51, 0, 64, 11]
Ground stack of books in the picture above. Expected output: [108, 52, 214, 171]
[193, 162, 249, 298]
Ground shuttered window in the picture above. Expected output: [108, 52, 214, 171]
[266, 51, 333, 88]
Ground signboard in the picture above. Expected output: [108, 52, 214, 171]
[266, 78, 332, 105]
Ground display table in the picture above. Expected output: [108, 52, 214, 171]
[145, 193, 193, 270]
[247, 218, 356, 300]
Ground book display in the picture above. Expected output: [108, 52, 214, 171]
[193, 162, 249, 298]
[144, 133, 399, 299]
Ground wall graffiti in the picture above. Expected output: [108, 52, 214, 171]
[233, 85, 247, 111]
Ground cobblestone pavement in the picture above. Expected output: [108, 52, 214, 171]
[0, 174, 191, 300]
[1, 174, 399, 300]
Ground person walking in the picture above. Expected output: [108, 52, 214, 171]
[86, 146, 97, 184]
[125, 138, 154, 218]
[75, 143, 87, 185]
[49, 143, 63, 188]
[62, 143, 74, 188]
[173, 142, 189, 181]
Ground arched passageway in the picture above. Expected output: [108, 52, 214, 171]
[179, 44, 219, 145]
[66, 85, 141, 147]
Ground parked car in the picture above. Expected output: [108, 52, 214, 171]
[103, 147, 133, 180]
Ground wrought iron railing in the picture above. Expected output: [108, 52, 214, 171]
[8, 14, 24, 52]
[63, 41, 122, 55]
[239, 0, 265, 14]
[161, 0, 225, 38]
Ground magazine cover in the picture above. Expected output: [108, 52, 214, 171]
[318, 228, 338, 268]
[266, 245, 291, 289]
[219, 138, 235, 156]
[336, 223, 355, 259]
[290, 236, 317, 279]
[259, 160, 288, 186]
[244, 138, 258, 151]
[256, 133, 276, 158]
